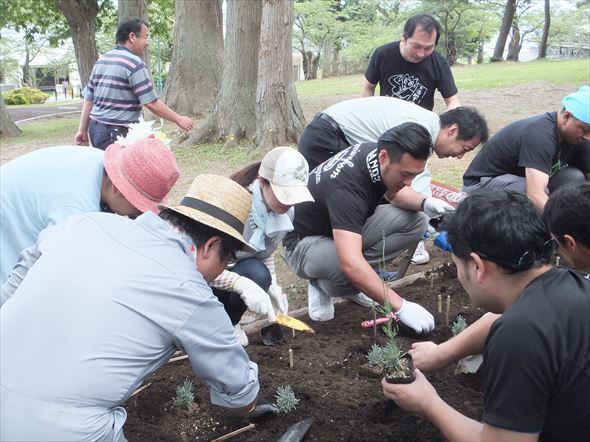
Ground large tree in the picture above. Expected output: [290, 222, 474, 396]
[163, 0, 222, 117]
[256, 0, 305, 148]
[183, 0, 261, 146]
[117, 0, 149, 68]
[0, 96, 22, 138]
[491, 0, 516, 61]
[55, 0, 101, 87]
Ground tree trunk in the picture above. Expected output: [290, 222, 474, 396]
[322, 38, 333, 79]
[182, 0, 261, 146]
[491, 0, 516, 62]
[117, 0, 149, 69]
[0, 95, 22, 138]
[477, 40, 485, 64]
[163, 0, 222, 118]
[506, 24, 520, 61]
[255, 0, 306, 149]
[56, 0, 100, 88]
[538, 0, 550, 59]
[22, 47, 32, 87]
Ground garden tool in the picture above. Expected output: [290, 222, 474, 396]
[360, 311, 399, 329]
[274, 313, 315, 333]
[277, 417, 314, 442]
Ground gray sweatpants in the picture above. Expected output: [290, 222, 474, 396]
[284, 204, 427, 297]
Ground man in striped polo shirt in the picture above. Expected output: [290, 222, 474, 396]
[75, 18, 194, 150]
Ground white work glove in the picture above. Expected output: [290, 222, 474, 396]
[422, 197, 455, 219]
[395, 299, 435, 334]
[233, 276, 276, 322]
[268, 283, 289, 315]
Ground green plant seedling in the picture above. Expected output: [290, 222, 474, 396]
[174, 378, 195, 410]
[274, 385, 300, 414]
[451, 315, 468, 336]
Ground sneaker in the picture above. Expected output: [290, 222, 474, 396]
[343, 292, 376, 307]
[307, 282, 334, 321]
[233, 324, 249, 347]
[411, 240, 430, 265]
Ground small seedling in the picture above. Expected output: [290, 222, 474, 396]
[174, 378, 195, 410]
[274, 385, 299, 413]
[367, 341, 403, 372]
[451, 315, 467, 336]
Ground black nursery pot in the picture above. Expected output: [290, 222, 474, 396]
[384, 354, 416, 384]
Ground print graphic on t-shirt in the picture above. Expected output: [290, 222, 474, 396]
[388, 74, 427, 104]
[365, 148, 380, 183]
[315, 144, 361, 184]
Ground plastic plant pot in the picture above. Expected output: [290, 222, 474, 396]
[384, 354, 416, 384]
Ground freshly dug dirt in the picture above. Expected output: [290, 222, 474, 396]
[124, 264, 486, 441]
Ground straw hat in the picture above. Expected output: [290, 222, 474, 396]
[258, 146, 314, 205]
[161, 174, 254, 251]
[104, 137, 180, 214]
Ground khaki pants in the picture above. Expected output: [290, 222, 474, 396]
[285, 204, 427, 297]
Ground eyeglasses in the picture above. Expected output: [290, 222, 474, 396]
[474, 239, 556, 272]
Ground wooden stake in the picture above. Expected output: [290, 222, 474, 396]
[430, 274, 434, 288]
[445, 295, 451, 325]
[437, 294, 442, 314]
[169, 354, 189, 363]
[289, 348, 294, 368]
[131, 382, 152, 397]
[292, 328, 296, 339]
[556, 256, 560, 266]
[211, 423, 256, 442]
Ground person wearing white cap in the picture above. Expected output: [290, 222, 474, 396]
[0, 174, 275, 441]
[0, 133, 180, 289]
[463, 85, 590, 211]
[210, 147, 314, 346]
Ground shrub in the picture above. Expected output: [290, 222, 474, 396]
[3, 87, 49, 105]
[274, 385, 299, 413]
[174, 378, 195, 410]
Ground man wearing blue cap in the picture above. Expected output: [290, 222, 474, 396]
[463, 86, 590, 211]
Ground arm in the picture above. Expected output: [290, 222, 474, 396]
[524, 168, 550, 211]
[361, 80, 377, 97]
[144, 99, 194, 131]
[391, 186, 455, 218]
[382, 372, 537, 442]
[75, 99, 93, 146]
[332, 228, 403, 309]
[444, 94, 461, 109]
[410, 312, 500, 373]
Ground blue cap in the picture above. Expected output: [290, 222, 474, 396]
[562, 86, 590, 124]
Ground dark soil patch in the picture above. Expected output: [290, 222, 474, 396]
[124, 266, 486, 441]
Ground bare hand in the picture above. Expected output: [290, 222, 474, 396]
[381, 369, 437, 415]
[176, 116, 194, 132]
[75, 130, 89, 146]
[409, 341, 448, 373]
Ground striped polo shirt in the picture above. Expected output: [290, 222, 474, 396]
[83, 45, 158, 126]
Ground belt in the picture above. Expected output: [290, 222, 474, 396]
[317, 113, 341, 131]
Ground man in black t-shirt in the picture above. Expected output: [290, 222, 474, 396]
[362, 14, 459, 111]
[463, 86, 590, 211]
[383, 191, 590, 441]
[284, 123, 436, 333]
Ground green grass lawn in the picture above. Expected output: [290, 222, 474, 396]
[1, 118, 80, 149]
[296, 58, 589, 97]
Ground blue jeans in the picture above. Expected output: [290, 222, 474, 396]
[89, 120, 129, 150]
[212, 258, 271, 325]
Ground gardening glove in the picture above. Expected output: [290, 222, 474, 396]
[395, 299, 435, 334]
[422, 197, 455, 219]
[247, 397, 280, 418]
[233, 276, 276, 322]
[268, 283, 289, 315]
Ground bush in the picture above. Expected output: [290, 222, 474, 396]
[3, 87, 50, 105]
[173, 378, 195, 410]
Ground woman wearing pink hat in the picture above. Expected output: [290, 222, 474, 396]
[0, 137, 180, 287]
[210, 147, 314, 346]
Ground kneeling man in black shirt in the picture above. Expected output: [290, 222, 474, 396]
[383, 190, 590, 442]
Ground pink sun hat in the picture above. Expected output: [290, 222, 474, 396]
[104, 137, 180, 214]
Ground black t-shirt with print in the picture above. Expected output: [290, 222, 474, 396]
[463, 112, 588, 186]
[284, 143, 386, 248]
[364, 41, 458, 111]
[483, 267, 590, 441]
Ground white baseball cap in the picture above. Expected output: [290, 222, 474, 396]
[258, 147, 315, 205]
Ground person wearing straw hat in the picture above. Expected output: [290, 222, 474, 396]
[463, 86, 590, 211]
[0, 136, 180, 289]
[0, 175, 269, 441]
[211, 147, 314, 346]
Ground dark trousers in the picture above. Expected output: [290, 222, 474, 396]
[548, 166, 587, 193]
[298, 115, 351, 171]
[89, 120, 129, 151]
[212, 258, 272, 325]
